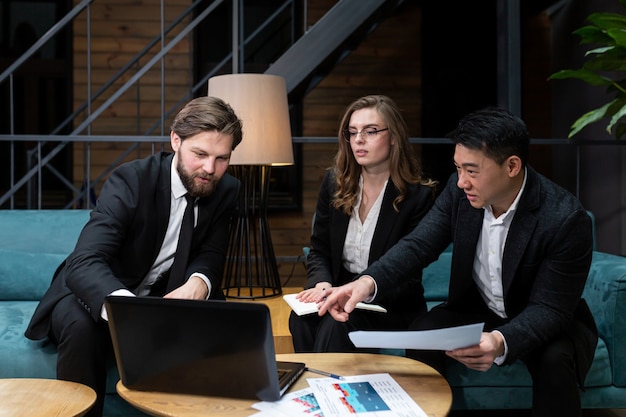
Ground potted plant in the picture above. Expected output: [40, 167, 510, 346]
[549, 0, 626, 139]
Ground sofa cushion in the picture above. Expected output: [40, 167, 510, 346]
[584, 337, 612, 387]
[0, 250, 65, 301]
[0, 300, 121, 394]
[0, 301, 57, 379]
[422, 252, 452, 302]
[0, 210, 91, 302]
[583, 251, 626, 387]
[0, 209, 91, 254]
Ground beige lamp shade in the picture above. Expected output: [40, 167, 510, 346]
[208, 73, 294, 166]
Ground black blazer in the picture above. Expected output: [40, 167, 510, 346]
[363, 167, 598, 380]
[26, 152, 239, 339]
[306, 170, 434, 313]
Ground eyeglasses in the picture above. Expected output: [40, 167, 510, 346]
[342, 127, 389, 142]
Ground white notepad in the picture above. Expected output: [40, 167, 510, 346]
[283, 293, 387, 316]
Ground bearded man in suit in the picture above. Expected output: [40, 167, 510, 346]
[25, 96, 243, 417]
[320, 107, 598, 417]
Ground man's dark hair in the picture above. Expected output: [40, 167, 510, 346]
[171, 96, 243, 150]
[451, 107, 529, 167]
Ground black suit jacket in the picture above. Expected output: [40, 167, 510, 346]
[306, 170, 434, 312]
[25, 152, 239, 339]
[363, 167, 598, 379]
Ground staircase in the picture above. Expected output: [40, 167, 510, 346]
[0, 0, 405, 209]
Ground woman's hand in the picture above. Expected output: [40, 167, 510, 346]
[296, 282, 332, 303]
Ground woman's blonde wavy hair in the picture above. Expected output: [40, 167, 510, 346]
[332, 95, 436, 215]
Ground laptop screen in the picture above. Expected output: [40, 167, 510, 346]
[105, 296, 303, 401]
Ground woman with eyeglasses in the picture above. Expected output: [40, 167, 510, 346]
[289, 95, 437, 352]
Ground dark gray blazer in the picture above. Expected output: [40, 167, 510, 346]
[306, 170, 434, 313]
[363, 167, 597, 373]
[26, 152, 239, 339]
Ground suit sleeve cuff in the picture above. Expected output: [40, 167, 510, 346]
[492, 330, 508, 365]
[191, 273, 212, 300]
[361, 276, 378, 303]
[100, 289, 135, 321]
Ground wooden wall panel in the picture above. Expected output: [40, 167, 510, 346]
[71, 0, 421, 286]
[71, 0, 192, 192]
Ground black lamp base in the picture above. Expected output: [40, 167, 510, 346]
[222, 165, 282, 299]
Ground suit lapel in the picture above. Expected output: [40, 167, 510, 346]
[369, 182, 399, 262]
[502, 210, 536, 295]
[331, 210, 350, 279]
[449, 199, 483, 303]
[502, 168, 540, 296]
[154, 153, 173, 262]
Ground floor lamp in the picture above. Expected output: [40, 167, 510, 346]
[208, 74, 294, 299]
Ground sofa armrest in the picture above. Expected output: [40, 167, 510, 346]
[583, 251, 626, 386]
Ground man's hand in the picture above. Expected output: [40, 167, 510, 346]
[317, 276, 375, 322]
[445, 331, 504, 372]
[164, 275, 208, 300]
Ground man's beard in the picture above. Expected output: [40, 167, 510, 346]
[176, 159, 219, 198]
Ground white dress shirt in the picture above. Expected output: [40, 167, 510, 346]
[343, 176, 387, 274]
[474, 168, 527, 363]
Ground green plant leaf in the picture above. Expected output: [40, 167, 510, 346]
[548, 69, 613, 86]
[607, 28, 626, 47]
[583, 46, 626, 71]
[574, 25, 613, 44]
[606, 99, 626, 133]
[588, 12, 626, 30]
[569, 101, 614, 138]
[584, 46, 615, 56]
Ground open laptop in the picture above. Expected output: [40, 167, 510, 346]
[104, 296, 305, 401]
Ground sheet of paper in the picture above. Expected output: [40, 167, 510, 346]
[348, 322, 484, 351]
[307, 373, 427, 417]
[283, 293, 387, 316]
[251, 387, 324, 417]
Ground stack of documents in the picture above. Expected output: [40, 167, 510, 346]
[251, 373, 427, 417]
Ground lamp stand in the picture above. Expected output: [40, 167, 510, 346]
[222, 165, 282, 299]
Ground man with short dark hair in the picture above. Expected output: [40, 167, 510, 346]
[320, 107, 598, 416]
[25, 96, 243, 417]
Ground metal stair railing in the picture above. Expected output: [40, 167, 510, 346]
[0, 0, 94, 209]
[2, 0, 301, 209]
[0, 0, 94, 91]
[1, 0, 405, 209]
[0, 0, 228, 209]
[22, 0, 207, 208]
[69, 0, 297, 210]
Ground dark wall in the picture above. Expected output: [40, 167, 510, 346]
[420, 1, 497, 190]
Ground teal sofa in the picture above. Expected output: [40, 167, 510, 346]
[2, 209, 626, 413]
[305, 213, 626, 411]
[419, 237, 626, 410]
[0, 210, 147, 416]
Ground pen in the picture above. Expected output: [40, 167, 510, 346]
[305, 367, 344, 380]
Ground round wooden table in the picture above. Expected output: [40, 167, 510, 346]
[0, 378, 96, 417]
[117, 352, 452, 417]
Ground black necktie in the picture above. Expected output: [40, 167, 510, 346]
[167, 194, 195, 292]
